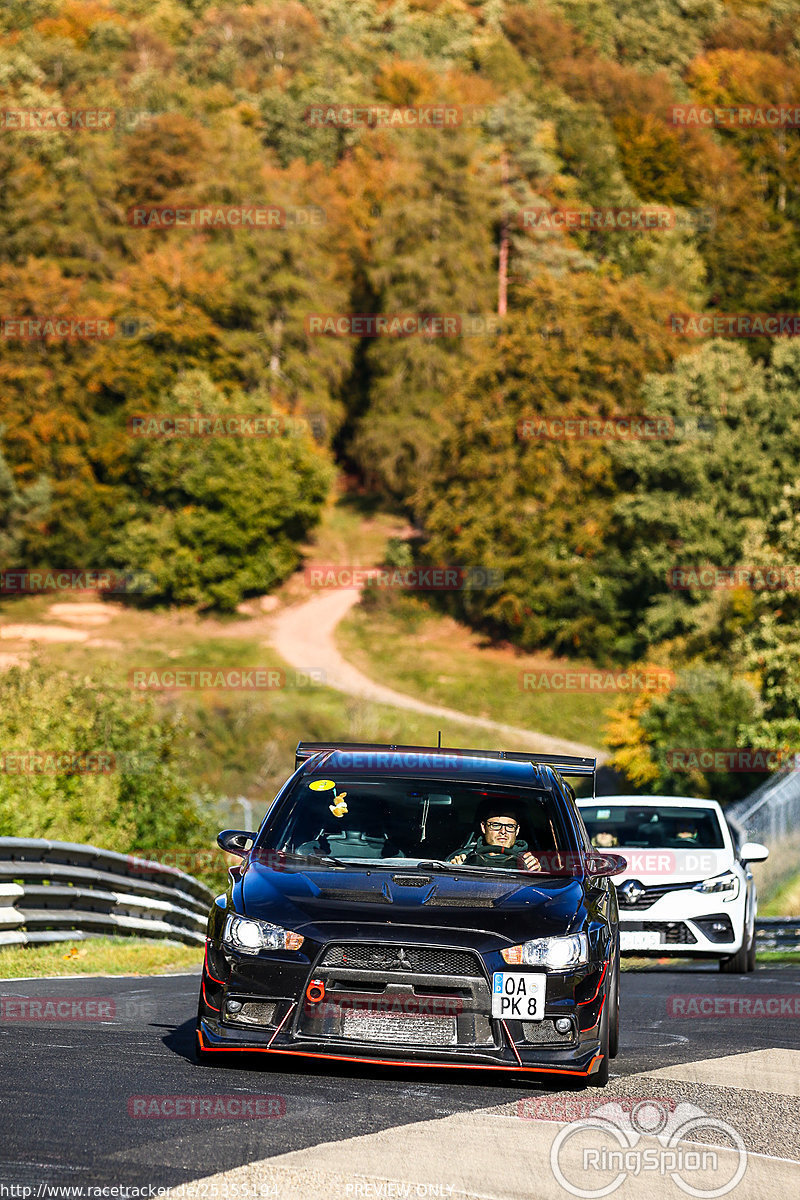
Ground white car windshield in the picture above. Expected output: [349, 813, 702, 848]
[581, 805, 725, 850]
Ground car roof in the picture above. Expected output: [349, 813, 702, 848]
[301, 748, 562, 791]
[577, 794, 723, 811]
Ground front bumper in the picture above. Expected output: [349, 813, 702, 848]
[198, 937, 610, 1079]
[618, 886, 746, 956]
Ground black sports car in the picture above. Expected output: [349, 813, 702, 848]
[196, 742, 625, 1086]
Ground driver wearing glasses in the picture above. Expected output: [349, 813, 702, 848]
[447, 805, 540, 870]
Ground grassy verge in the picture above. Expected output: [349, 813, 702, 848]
[0, 936, 202, 979]
[336, 591, 612, 747]
[759, 871, 800, 917]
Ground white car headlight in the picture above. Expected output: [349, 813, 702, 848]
[223, 914, 304, 954]
[501, 933, 589, 969]
[693, 872, 740, 900]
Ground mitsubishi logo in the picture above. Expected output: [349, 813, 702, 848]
[619, 879, 646, 905]
[373, 947, 413, 971]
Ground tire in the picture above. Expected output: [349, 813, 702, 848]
[589, 980, 611, 1087]
[608, 949, 620, 1059]
[719, 932, 749, 973]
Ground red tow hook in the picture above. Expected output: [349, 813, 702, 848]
[305, 978, 326, 1004]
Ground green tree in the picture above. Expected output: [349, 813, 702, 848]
[109, 371, 334, 610]
[0, 660, 216, 855]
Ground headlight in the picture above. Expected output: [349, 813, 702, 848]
[501, 933, 589, 969]
[223, 914, 304, 954]
[693, 872, 739, 899]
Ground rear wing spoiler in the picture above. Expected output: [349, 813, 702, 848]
[294, 740, 595, 788]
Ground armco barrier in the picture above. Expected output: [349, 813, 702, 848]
[755, 917, 800, 952]
[0, 838, 213, 947]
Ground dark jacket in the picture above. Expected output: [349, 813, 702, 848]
[448, 835, 530, 869]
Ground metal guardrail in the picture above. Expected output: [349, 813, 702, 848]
[755, 917, 800, 952]
[0, 838, 214, 948]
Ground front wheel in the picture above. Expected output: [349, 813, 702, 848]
[719, 930, 750, 974]
[746, 928, 757, 971]
[608, 950, 620, 1059]
[588, 982, 611, 1087]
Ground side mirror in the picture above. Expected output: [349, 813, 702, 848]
[217, 829, 255, 858]
[586, 852, 628, 878]
[740, 841, 769, 863]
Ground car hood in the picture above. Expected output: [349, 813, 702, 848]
[611, 846, 733, 885]
[237, 859, 589, 940]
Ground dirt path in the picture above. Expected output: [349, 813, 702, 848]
[267, 588, 606, 761]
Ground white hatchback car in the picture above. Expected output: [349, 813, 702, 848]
[577, 795, 769, 972]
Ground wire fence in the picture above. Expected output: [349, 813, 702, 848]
[728, 763, 800, 894]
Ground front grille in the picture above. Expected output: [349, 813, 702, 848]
[341, 1010, 457, 1046]
[320, 944, 482, 976]
[643, 921, 697, 945]
[616, 881, 699, 910]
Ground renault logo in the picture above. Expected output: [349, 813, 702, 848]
[619, 879, 646, 905]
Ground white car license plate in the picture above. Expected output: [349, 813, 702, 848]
[620, 930, 661, 951]
[491, 972, 546, 1021]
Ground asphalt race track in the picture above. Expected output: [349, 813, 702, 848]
[1, 965, 799, 1199]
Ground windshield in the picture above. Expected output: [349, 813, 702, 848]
[580, 804, 725, 850]
[255, 774, 577, 870]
